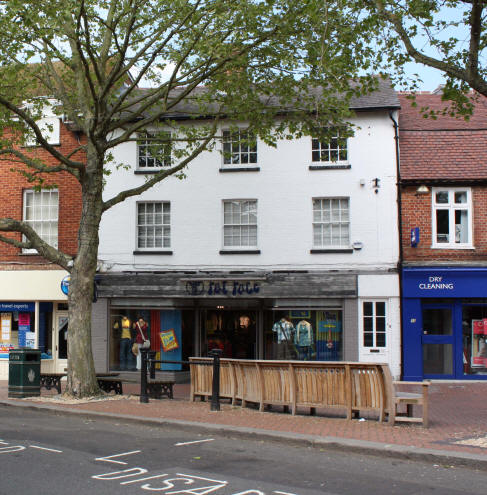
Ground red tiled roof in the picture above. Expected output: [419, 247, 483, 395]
[399, 93, 487, 180]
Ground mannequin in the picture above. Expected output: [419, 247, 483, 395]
[118, 316, 135, 371]
[272, 316, 296, 359]
[295, 320, 314, 360]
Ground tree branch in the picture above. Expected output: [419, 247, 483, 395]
[0, 217, 72, 270]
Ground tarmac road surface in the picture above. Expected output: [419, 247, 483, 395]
[0, 406, 486, 495]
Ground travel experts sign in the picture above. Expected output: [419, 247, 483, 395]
[403, 268, 487, 298]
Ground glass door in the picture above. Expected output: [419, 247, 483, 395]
[422, 304, 455, 378]
[55, 312, 68, 371]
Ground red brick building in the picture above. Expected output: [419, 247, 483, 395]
[399, 92, 487, 381]
[0, 115, 82, 378]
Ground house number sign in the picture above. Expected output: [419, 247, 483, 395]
[185, 280, 260, 297]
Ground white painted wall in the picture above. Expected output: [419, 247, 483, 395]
[99, 111, 399, 272]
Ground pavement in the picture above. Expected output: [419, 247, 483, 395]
[1, 378, 487, 470]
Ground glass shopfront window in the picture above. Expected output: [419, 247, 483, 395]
[0, 305, 36, 354]
[264, 309, 343, 361]
[203, 309, 256, 359]
[462, 305, 487, 376]
[110, 308, 194, 371]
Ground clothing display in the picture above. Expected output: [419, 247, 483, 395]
[118, 316, 135, 371]
[272, 318, 295, 343]
[295, 320, 313, 347]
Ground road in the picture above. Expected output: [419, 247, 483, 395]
[0, 405, 486, 494]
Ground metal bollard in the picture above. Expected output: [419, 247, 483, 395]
[209, 348, 222, 411]
[148, 350, 156, 379]
[140, 349, 149, 403]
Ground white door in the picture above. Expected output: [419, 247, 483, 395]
[55, 311, 68, 372]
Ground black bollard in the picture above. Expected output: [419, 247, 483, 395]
[209, 348, 222, 411]
[140, 349, 149, 403]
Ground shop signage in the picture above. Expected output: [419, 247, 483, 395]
[0, 302, 35, 312]
[60, 275, 70, 295]
[185, 280, 260, 297]
[403, 268, 487, 298]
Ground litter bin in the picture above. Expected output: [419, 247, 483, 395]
[8, 348, 41, 398]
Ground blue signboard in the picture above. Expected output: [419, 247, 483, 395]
[61, 275, 70, 295]
[0, 302, 35, 312]
[410, 227, 419, 247]
[160, 310, 182, 371]
[403, 267, 487, 298]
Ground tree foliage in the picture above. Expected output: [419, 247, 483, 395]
[357, 0, 487, 114]
[0, 0, 382, 397]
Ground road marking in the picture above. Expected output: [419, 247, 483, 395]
[0, 441, 9, 445]
[175, 438, 215, 446]
[30, 445, 63, 453]
[274, 491, 298, 495]
[0, 446, 25, 453]
[95, 450, 142, 464]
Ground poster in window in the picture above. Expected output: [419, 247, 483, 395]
[160, 328, 179, 352]
[1, 313, 11, 342]
[472, 319, 487, 367]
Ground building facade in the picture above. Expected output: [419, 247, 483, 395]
[399, 92, 487, 380]
[93, 82, 402, 377]
[0, 111, 82, 379]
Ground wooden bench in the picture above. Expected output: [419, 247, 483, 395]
[40, 373, 66, 394]
[190, 358, 389, 421]
[146, 380, 174, 399]
[97, 377, 123, 395]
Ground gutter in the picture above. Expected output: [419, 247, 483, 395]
[389, 110, 404, 379]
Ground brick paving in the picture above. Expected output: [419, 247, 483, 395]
[1, 380, 487, 459]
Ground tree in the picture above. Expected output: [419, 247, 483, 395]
[359, 1, 487, 113]
[0, 0, 379, 397]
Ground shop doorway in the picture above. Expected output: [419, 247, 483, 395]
[422, 304, 455, 378]
[202, 309, 256, 359]
[55, 311, 68, 371]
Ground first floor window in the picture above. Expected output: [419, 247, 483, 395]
[137, 132, 171, 169]
[23, 189, 59, 251]
[313, 197, 350, 247]
[222, 129, 257, 165]
[223, 200, 257, 248]
[137, 202, 170, 249]
[312, 127, 348, 163]
[363, 301, 386, 347]
[433, 188, 471, 247]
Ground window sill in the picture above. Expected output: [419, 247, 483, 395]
[219, 249, 261, 255]
[134, 169, 170, 175]
[430, 245, 475, 250]
[133, 250, 173, 255]
[309, 164, 351, 170]
[219, 166, 260, 173]
[310, 248, 354, 254]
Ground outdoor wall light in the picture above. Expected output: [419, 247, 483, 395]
[373, 178, 380, 193]
[416, 184, 430, 195]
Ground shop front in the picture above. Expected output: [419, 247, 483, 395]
[94, 271, 359, 375]
[402, 267, 487, 380]
[0, 270, 69, 379]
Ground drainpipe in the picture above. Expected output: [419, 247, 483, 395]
[389, 109, 404, 380]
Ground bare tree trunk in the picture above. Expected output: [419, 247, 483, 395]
[65, 147, 104, 397]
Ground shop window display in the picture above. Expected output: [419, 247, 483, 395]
[264, 310, 343, 361]
[0, 310, 36, 354]
[110, 309, 194, 371]
[462, 305, 487, 375]
[203, 310, 256, 359]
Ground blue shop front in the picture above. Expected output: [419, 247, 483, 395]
[403, 267, 487, 380]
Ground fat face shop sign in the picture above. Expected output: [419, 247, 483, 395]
[185, 280, 260, 297]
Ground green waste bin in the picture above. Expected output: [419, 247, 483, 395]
[8, 348, 41, 398]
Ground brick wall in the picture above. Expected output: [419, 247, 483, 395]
[402, 185, 487, 261]
[0, 123, 83, 268]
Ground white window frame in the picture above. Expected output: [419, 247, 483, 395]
[22, 189, 59, 253]
[361, 300, 387, 349]
[311, 128, 348, 165]
[222, 129, 257, 167]
[312, 197, 350, 248]
[136, 201, 171, 250]
[137, 133, 172, 170]
[222, 199, 258, 249]
[432, 187, 473, 249]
